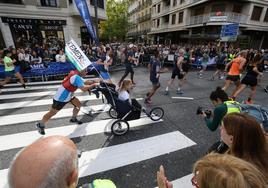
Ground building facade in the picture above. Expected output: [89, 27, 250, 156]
[127, 0, 152, 43]
[149, 0, 268, 49]
[0, 0, 107, 49]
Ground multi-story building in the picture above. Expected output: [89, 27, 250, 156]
[0, 0, 107, 49]
[149, 0, 268, 49]
[127, 0, 152, 43]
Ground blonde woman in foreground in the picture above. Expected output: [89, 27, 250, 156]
[157, 153, 267, 188]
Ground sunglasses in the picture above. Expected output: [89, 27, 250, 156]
[191, 175, 199, 188]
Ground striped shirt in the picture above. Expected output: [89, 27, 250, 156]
[53, 74, 84, 102]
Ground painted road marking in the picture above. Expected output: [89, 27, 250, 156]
[78, 131, 196, 177]
[0, 116, 161, 152]
[172, 97, 194, 100]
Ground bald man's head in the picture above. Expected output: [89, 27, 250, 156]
[8, 136, 78, 188]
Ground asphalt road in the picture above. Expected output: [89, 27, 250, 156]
[0, 66, 267, 188]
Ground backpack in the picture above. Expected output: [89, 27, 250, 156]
[235, 103, 268, 132]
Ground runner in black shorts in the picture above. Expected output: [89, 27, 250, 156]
[222, 50, 247, 97]
[232, 53, 263, 104]
[145, 51, 166, 104]
[210, 51, 227, 81]
[165, 49, 185, 95]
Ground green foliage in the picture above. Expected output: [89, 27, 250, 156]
[100, 0, 129, 42]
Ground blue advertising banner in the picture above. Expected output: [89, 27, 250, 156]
[74, 0, 98, 43]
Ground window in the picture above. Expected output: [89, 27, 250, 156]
[90, 0, 104, 9]
[251, 6, 263, 21]
[157, 4, 161, 13]
[173, 0, 177, 7]
[40, 0, 57, 7]
[178, 11, 184, 23]
[233, 4, 242, 13]
[171, 14, 176, 24]
[180, 0, 185, 4]
[0, 0, 23, 4]
[157, 19, 160, 27]
[264, 8, 268, 22]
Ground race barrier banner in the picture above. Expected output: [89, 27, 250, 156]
[65, 39, 92, 71]
[74, 0, 98, 43]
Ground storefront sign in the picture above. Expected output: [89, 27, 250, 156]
[1, 17, 66, 25]
[65, 39, 91, 71]
[39, 25, 63, 31]
[209, 16, 227, 22]
[11, 24, 33, 30]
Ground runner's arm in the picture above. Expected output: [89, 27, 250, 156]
[80, 83, 99, 92]
[224, 61, 232, 72]
[239, 59, 247, 71]
[253, 67, 263, 76]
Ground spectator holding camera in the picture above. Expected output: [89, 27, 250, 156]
[200, 87, 240, 132]
[198, 87, 241, 153]
[221, 113, 268, 180]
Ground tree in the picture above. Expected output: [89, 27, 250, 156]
[100, 0, 129, 42]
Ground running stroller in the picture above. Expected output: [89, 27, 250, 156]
[93, 82, 164, 135]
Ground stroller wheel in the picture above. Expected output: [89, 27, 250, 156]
[149, 107, 164, 121]
[111, 120, 129, 135]
[108, 107, 118, 119]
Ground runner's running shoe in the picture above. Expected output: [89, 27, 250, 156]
[36, 122, 45, 135]
[70, 118, 83, 125]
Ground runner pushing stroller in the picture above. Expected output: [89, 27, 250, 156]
[92, 80, 164, 135]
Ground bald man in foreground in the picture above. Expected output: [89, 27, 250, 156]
[8, 136, 79, 188]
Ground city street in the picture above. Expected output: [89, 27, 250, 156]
[0, 66, 268, 188]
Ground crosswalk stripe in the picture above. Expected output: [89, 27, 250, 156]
[0, 90, 83, 100]
[78, 131, 196, 177]
[1, 85, 59, 92]
[0, 131, 195, 188]
[3, 75, 96, 87]
[171, 174, 194, 188]
[0, 169, 8, 188]
[0, 95, 97, 110]
[6, 80, 62, 86]
[0, 116, 161, 151]
[155, 174, 194, 188]
[0, 105, 110, 126]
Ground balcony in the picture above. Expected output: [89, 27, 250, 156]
[188, 12, 248, 26]
[137, 14, 151, 23]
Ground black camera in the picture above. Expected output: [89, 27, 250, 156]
[196, 106, 212, 118]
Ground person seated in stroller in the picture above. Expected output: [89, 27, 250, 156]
[118, 79, 142, 120]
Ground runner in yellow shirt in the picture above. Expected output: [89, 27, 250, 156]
[0, 50, 26, 89]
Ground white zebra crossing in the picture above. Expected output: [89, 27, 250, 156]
[1, 84, 60, 92]
[0, 95, 97, 110]
[0, 104, 109, 126]
[0, 90, 82, 100]
[0, 132, 196, 188]
[0, 82, 197, 188]
[0, 115, 162, 152]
